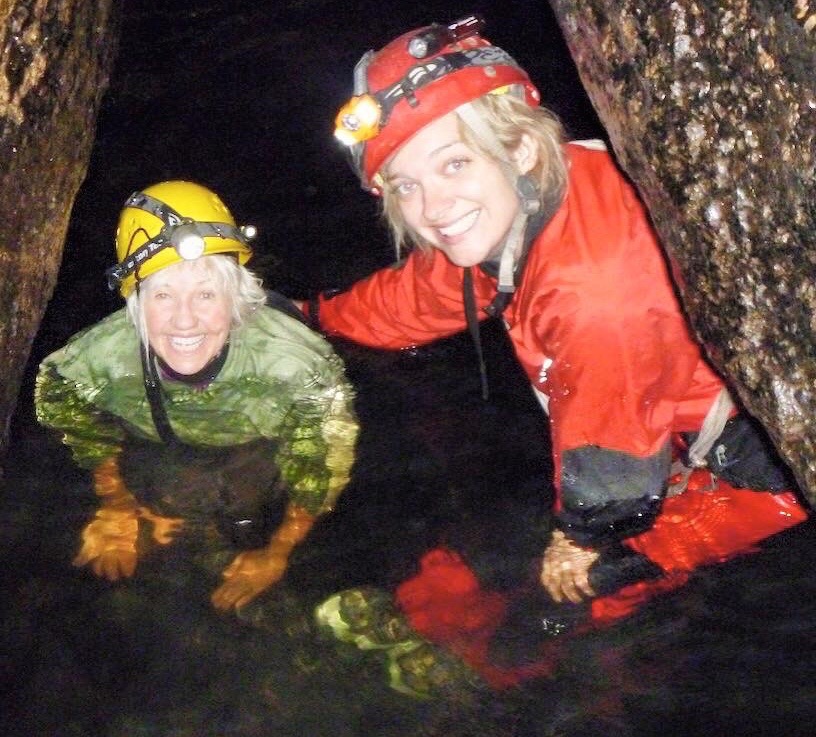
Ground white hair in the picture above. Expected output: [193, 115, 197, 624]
[125, 254, 267, 344]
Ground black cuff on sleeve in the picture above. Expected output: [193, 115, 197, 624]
[587, 544, 664, 595]
[557, 494, 665, 546]
[306, 288, 344, 332]
[558, 442, 671, 546]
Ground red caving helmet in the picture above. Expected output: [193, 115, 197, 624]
[334, 15, 540, 193]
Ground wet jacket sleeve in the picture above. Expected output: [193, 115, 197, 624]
[274, 359, 358, 516]
[316, 250, 472, 349]
[34, 364, 126, 469]
[541, 152, 706, 547]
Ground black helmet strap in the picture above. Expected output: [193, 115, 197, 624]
[106, 191, 249, 290]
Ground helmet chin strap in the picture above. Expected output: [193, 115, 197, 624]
[497, 176, 541, 293]
[455, 101, 540, 292]
[455, 101, 542, 400]
[139, 338, 187, 448]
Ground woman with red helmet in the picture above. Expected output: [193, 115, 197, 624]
[310, 15, 808, 692]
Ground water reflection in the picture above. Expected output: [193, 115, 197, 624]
[4, 321, 816, 736]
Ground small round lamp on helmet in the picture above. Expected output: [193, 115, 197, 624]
[333, 15, 540, 193]
[108, 180, 255, 297]
[171, 223, 207, 261]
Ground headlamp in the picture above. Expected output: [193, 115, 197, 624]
[171, 222, 207, 261]
[334, 15, 492, 151]
[408, 15, 484, 59]
[334, 94, 382, 145]
[170, 220, 257, 261]
[407, 31, 441, 60]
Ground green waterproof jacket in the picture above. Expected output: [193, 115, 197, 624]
[35, 306, 358, 516]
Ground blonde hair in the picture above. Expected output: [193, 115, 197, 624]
[126, 254, 267, 344]
[381, 93, 568, 255]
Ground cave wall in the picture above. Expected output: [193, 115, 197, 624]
[548, 0, 816, 504]
[0, 0, 120, 469]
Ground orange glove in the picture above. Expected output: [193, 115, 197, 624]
[137, 506, 184, 545]
[73, 456, 184, 581]
[211, 503, 315, 611]
[73, 456, 139, 581]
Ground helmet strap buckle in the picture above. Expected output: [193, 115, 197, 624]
[516, 174, 541, 216]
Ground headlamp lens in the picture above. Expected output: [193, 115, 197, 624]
[408, 33, 438, 59]
[173, 225, 206, 260]
[334, 94, 382, 146]
[408, 15, 485, 59]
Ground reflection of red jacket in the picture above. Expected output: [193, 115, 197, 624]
[318, 143, 725, 546]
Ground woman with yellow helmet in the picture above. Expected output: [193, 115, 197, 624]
[35, 180, 358, 611]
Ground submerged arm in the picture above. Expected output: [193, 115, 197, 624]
[212, 361, 358, 610]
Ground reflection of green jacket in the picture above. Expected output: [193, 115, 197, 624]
[35, 306, 358, 516]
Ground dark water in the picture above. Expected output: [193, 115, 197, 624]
[3, 2, 816, 735]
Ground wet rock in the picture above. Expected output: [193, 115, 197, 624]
[0, 0, 119, 462]
[549, 1, 816, 503]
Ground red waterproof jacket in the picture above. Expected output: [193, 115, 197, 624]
[317, 142, 725, 547]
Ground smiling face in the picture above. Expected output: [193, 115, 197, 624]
[142, 258, 232, 375]
[384, 111, 537, 268]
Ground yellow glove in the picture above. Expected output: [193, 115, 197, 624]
[211, 504, 315, 611]
[73, 456, 139, 581]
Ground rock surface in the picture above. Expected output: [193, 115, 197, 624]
[0, 0, 118, 463]
[549, 1, 816, 502]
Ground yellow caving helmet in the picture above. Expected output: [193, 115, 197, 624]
[107, 180, 254, 297]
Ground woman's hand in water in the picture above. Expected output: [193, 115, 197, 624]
[73, 508, 139, 581]
[211, 547, 288, 610]
[540, 529, 599, 604]
[211, 504, 316, 611]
